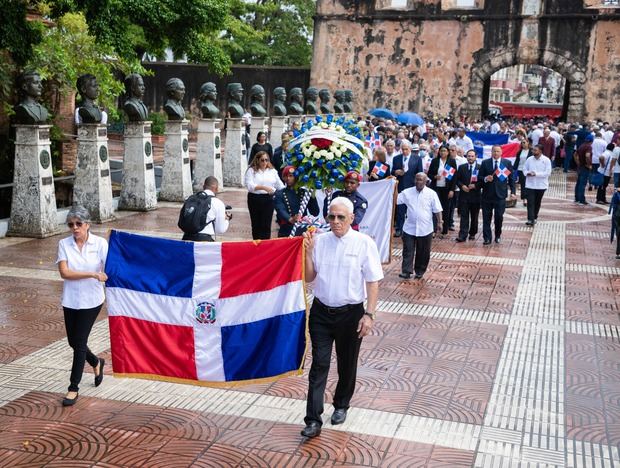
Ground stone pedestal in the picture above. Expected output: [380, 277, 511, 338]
[8, 125, 60, 238]
[74, 125, 114, 223]
[195, 119, 223, 189]
[223, 118, 247, 187]
[160, 120, 192, 201]
[250, 117, 268, 146]
[119, 121, 157, 211]
[270, 116, 288, 149]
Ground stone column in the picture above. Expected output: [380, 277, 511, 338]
[160, 120, 192, 201]
[119, 121, 157, 211]
[223, 118, 247, 187]
[249, 117, 268, 146]
[270, 116, 288, 149]
[8, 125, 59, 238]
[195, 119, 223, 189]
[74, 124, 114, 223]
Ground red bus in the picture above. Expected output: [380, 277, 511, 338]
[490, 101, 563, 119]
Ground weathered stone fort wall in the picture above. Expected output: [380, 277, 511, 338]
[311, 0, 620, 121]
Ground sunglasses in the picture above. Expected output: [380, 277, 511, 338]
[327, 214, 347, 222]
[67, 221, 84, 228]
[259, 158, 269, 162]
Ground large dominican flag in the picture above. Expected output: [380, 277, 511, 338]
[104, 230, 307, 385]
[467, 131, 520, 163]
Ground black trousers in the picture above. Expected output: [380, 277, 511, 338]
[482, 197, 506, 241]
[305, 300, 364, 426]
[182, 233, 214, 242]
[596, 176, 610, 203]
[247, 193, 274, 240]
[434, 187, 451, 235]
[458, 201, 480, 240]
[401, 232, 433, 276]
[63, 304, 102, 392]
[526, 189, 546, 221]
[518, 171, 527, 200]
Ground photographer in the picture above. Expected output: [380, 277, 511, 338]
[179, 176, 231, 242]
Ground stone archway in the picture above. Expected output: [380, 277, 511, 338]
[465, 49, 586, 121]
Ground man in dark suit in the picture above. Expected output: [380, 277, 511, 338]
[392, 141, 423, 236]
[455, 149, 481, 242]
[477, 145, 517, 245]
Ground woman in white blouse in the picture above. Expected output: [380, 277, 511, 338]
[56, 205, 108, 406]
[245, 151, 285, 239]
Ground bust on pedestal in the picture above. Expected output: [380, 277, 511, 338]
[305, 87, 319, 116]
[8, 71, 59, 238]
[319, 88, 332, 114]
[119, 73, 157, 211]
[74, 73, 114, 223]
[249, 84, 268, 144]
[344, 89, 354, 115]
[196, 82, 223, 188]
[224, 83, 247, 187]
[334, 90, 346, 114]
[160, 78, 192, 201]
[270, 87, 288, 149]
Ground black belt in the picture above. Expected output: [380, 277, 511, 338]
[314, 298, 362, 314]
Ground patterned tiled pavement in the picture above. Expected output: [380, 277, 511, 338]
[0, 170, 619, 467]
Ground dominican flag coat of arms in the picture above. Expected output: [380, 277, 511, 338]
[104, 230, 307, 385]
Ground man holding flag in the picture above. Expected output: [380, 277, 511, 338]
[477, 145, 517, 245]
[455, 149, 482, 242]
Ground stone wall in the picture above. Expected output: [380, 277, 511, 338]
[311, 0, 620, 121]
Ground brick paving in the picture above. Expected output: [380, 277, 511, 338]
[0, 170, 618, 467]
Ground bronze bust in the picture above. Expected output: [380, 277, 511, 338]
[344, 89, 354, 113]
[227, 83, 244, 118]
[123, 73, 149, 122]
[163, 77, 186, 120]
[76, 74, 103, 124]
[249, 84, 267, 117]
[334, 90, 346, 114]
[319, 88, 332, 114]
[13, 71, 49, 125]
[305, 87, 318, 115]
[199, 82, 220, 119]
[272, 87, 287, 117]
[288, 88, 304, 115]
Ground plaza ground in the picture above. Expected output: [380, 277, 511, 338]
[0, 170, 618, 467]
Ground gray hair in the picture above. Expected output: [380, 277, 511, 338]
[66, 205, 92, 224]
[400, 140, 412, 149]
[329, 197, 354, 214]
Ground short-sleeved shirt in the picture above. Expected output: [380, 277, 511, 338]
[57, 234, 108, 309]
[397, 186, 443, 237]
[311, 229, 384, 307]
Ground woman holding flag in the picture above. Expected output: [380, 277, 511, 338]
[428, 145, 457, 237]
[367, 146, 391, 181]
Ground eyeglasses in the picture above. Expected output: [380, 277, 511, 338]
[259, 158, 269, 162]
[67, 221, 84, 228]
[327, 214, 347, 222]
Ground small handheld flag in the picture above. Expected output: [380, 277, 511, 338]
[442, 165, 456, 180]
[372, 162, 389, 178]
[365, 132, 381, 151]
[495, 165, 511, 182]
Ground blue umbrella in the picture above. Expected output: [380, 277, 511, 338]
[369, 108, 397, 120]
[397, 112, 425, 126]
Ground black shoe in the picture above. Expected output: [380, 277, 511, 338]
[94, 358, 105, 387]
[525, 221, 533, 226]
[62, 392, 79, 407]
[495, 238, 501, 244]
[483, 240, 491, 245]
[414, 274, 424, 279]
[398, 272, 412, 280]
[468, 235, 476, 240]
[455, 238, 466, 243]
[331, 408, 347, 425]
[394, 230, 402, 237]
[301, 422, 322, 438]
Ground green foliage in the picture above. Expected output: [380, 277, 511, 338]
[0, 0, 45, 65]
[222, 0, 315, 67]
[148, 112, 166, 135]
[46, 0, 232, 75]
[27, 12, 144, 120]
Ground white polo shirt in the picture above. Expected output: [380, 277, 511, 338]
[524, 155, 552, 190]
[57, 233, 108, 309]
[311, 229, 384, 307]
[397, 186, 443, 237]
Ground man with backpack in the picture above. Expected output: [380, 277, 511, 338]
[178, 176, 231, 241]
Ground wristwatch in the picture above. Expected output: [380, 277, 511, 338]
[364, 311, 376, 320]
